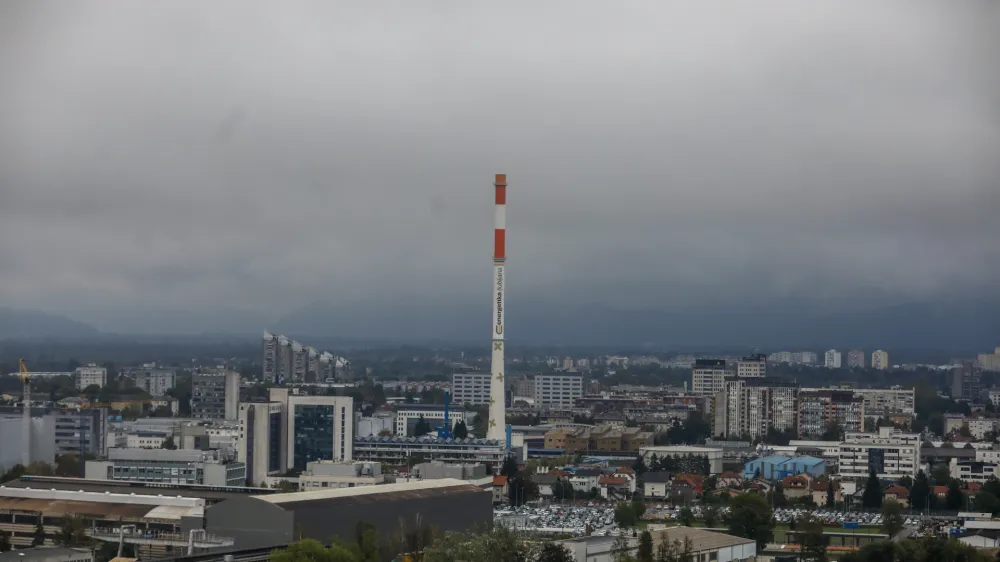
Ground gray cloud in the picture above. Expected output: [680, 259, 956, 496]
[1, 1, 998, 329]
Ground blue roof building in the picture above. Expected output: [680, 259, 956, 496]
[744, 455, 826, 480]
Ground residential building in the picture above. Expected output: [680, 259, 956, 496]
[736, 354, 767, 378]
[298, 460, 384, 490]
[691, 359, 729, 397]
[837, 427, 919, 480]
[263, 332, 278, 383]
[853, 387, 916, 419]
[492, 475, 509, 504]
[824, 350, 842, 369]
[719, 377, 798, 440]
[352, 435, 506, 470]
[191, 370, 241, 420]
[798, 390, 864, 437]
[950, 458, 1000, 484]
[394, 404, 474, 437]
[134, 369, 175, 396]
[534, 373, 584, 408]
[792, 351, 818, 365]
[847, 350, 866, 369]
[85, 448, 246, 486]
[238, 401, 285, 486]
[952, 362, 982, 401]
[306, 347, 319, 382]
[541, 425, 653, 453]
[451, 372, 492, 406]
[291, 341, 307, 383]
[768, 351, 793, 364]
[871, 350, 889, 371]
[978, 347, 1000, 372]
[73, 364, 107, 390]
[568, 468, 602, 493]
[513, 376, 534, 398]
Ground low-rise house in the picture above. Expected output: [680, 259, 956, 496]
[782, 474, 813, 498]
[532, 473, 561, 497]
[643, 472, 672, 499]
[492, 475, 508, 504]
[883, 485, 909, 507]
[599, 474, 631, 500]
[811, 481, 841, 506]
[717, 471, 742, 489]
[569, 468, 602, 493]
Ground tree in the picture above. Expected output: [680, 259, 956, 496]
[976, 491, 1000, 514]
[703, 505, 720, 528]
[414, 415, 432, 436]
[0, 464, 26, 484]
[162, 436, 177, 450]
[636, 531, 654, 562]
[272, 539, 357, 562]
[452, 420, 469, 439]
[821, 423, 843, 441]
[679, 506, 694, 527]
[54, 454, 80, 477]
[615, 502, 638, 528]
[57, 515, 89, 547]
[909, 470, 931, 510]
[861, 470, 882, 509]
[612, 533, 635, 562]
[26, 461, 53, 476]
[422, 524, 525, 562]
[946, 480, 964, 510]
[632, 501, 647, 520]
[654, 536, 692, 562]
[931, 463, 950, 485]
[0, 531, 12, 552]
[725, 493, 774, 550]
[881, 499, 905, 537]
[33, 519, 46, 546]
[633, 455, 647, 475]
[826, 482, 835, 507]
[273, 479, 298, 493]
[899, 475, 913, 490]
[537, 542, 575, 562]
[797, 514, 829, 562]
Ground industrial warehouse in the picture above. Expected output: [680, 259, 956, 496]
[0, 476, 492, 556]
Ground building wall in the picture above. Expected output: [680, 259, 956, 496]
[284, 396, 354, 469]
[534, 374, 584, 408]
[205, 496, 294, 550]
[452, 373, 492, 406]
[0, 415, 56, 472]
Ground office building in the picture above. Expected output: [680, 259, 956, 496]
[952, 362, 982, 401]
[264, 393, 354, 470]
[135, 369, 175, 396]
[718, 378, 798, 439]
[54, 408, 108, 457]
[451, 372, 493, 406]
[824, 350, 842, 369]
[736, 354, 767, 378]
[74, 364, 107, 390]
[871, 350, 889, 371]
[85, 448, 246, 486]
[691, 359, 729, 397]
[394, 404, 475, 437]
[837, 427, 919, 480]
[353, 435, 506, 469]
[797, 390, 864, 437]
[298, 460, 385, 490]
[238, 401, 285, 486]
[847, 350, 866, 369]
[534, 373, 584, 408]
[191, 370, 240, 420]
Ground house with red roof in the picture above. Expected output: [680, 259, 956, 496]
[492, 475, 508, 504]
[883, 485, 909, 507]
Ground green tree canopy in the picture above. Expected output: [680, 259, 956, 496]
[881, 499, 905, 538]
[725, 493, 774, 549]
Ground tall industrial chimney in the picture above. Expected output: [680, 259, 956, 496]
[487, 174, 507, 442]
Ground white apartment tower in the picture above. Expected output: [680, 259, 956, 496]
[872, 350, 889, 371]
[74, 364, 108, 390]
[737, 354, 767, 378]
[262, 332, 277, 383]
[824, 350, 842, 369]
[847, 350, 865, 369]
[692, 359, 729, 396]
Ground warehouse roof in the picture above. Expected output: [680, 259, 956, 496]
[0, 547, 93, 562]
[651, 526, 755, 551]
[8, 476, 275, 502]
[252, 478, 484, 505]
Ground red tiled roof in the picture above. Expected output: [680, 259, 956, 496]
[884, 486, 908, 497]
[932, 485, 948, 496]
[600, 475, 629, 486]
[493, 476, 508, 486]
[616, 466, 635, 475]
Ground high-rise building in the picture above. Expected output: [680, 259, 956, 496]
[285, 395, 353, 470]
[319, 352, 335, 381]
[191, 371, 241, 420]
[54, 408, 108, 457]
[74, 364, 107, 390]
[277, 336, 292, 384]
[838, 427, 919, 480]
[719, 378, 798, 439]
[847, 350, 865, 369]
[978, 347, 1000, 372]
[262, 332, 277, 383]
[871, 350, 889, 371]
[797, 390, 864, 437]
[951, 362, 981, 401]
[767, 351, 793, 364]
[792, 351, 818, 365]
[824, 350, 842, 369]
[135, 369, 175, 396]
[452, 372, 492, 406]
[238, 401, 285, 486]
[306, 347, 319, 382]
[692, 359, 729, 396]
[291, 342, 306, 383]
[853, 386, 915, 420]
[737, 354, 767, 378]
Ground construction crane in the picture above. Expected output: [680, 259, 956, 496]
[19, 359, 31, 466]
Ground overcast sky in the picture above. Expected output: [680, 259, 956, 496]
[1, 1, 998, 327]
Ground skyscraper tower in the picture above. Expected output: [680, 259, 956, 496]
[487, 174, 507, 441]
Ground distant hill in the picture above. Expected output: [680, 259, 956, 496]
[0, 307, 100, 339]
[273, 298, 1000, 351]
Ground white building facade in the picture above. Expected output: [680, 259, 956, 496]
[824, 350, 842, 369]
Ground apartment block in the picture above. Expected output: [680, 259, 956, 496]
[737, 355, 767, 378]
[853, 387, 915, 419]
[692, 359, 729, 397]
[951, 362, 981, 401]
[871, 350, 889, 371]
[534, 373, 584, 408]
[846, 350, 866, 369]
[797, 390, 864, 437]
[837, 427, 919, 480]
[134, 369, 175, 397]
[451, 372, 493, 406]
[719, 377, 798, 440]
[191, 370, 241, 421]
[824, 350, 842, 369]
[74, 364, 107, 390]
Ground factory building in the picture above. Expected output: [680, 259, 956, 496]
[353, 436, 507, 470]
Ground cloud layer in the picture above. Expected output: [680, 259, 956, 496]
[1, 1, 998, 328]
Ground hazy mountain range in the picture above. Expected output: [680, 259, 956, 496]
[1, 299, 997, 352]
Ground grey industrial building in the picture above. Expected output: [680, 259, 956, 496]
[85, 448, 246, 487]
